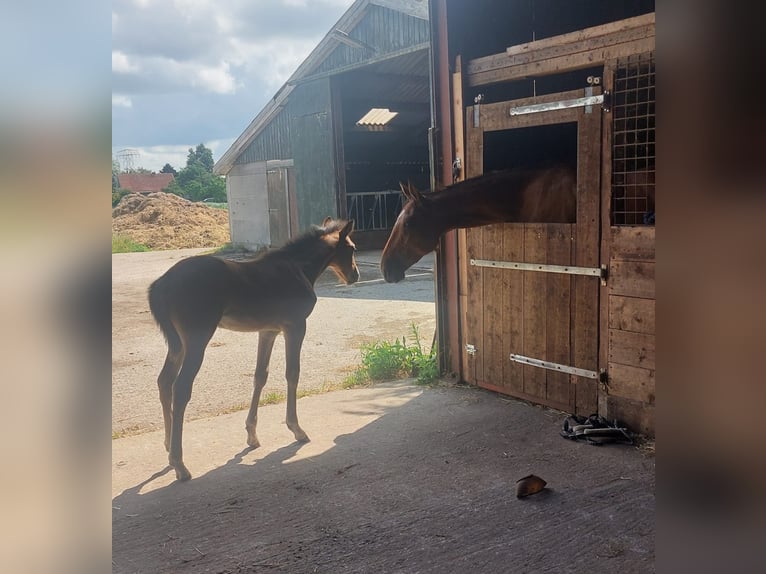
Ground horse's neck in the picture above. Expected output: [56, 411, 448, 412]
[433, 185, 522, 232]
[289, 243, 335, 285]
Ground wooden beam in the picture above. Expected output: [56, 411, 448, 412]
[506, 13, 654, 57]
[466, 13, 655, 87]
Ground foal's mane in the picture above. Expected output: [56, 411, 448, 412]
[257, 220, 348, 262]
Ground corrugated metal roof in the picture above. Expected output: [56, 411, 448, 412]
[356, 108, 399, 126]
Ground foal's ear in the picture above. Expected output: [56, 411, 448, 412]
[399, 181, 423, 205]
[339, 219, 355, 240]
[322, 216, 333, 227]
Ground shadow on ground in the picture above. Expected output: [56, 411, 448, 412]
[112, 381, 654, 573]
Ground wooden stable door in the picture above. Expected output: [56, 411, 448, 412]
[458, 89, 602, 415]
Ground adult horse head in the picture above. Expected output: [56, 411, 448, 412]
[380, 182, 439, 283]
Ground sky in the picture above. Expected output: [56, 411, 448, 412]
[112, 0, 356, 173]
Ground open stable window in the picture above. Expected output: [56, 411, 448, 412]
[611, 52, 655, 226]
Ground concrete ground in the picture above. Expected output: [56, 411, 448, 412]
[112, 380, 655, 573]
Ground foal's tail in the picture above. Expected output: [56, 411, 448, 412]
[148, 277, 183, 354]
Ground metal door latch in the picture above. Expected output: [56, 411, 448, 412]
[465, 344, 476, 356]
[452, 157, 462, 183]
[473, 94, 483, 127]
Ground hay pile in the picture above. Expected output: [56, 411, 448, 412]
[112, 192, 230, 250]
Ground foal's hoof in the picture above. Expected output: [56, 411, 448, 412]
[295, 432, 310, 443]
[173, 463, 192, 482]
[247, 436, 261, 449]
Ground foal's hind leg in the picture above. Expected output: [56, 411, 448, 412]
[157, 347, 184, 452]
[245, 330, 278, 448]
[284, 321, 309, 443]
[168, 331, 214, 481]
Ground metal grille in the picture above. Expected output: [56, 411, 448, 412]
[346, 190, 403, 231]
[611, 52, 655, 225]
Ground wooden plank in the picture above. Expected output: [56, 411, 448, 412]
[505, 14, 655, 57]
[502, 224, 525, 393]
[452, 55, 465, 183]
[522, 224, 547, 399]
[483, 106, 580, 132]
[464, 226, 484, 385]
[468, 37, 655, 87]
[611, 226, 655, 261]
[598, 61, 616, 418]
[478, 88, 586, 132]
[573, 107, 601, 415]
[609, 329, 655, 370]
[467, 14, 655, 75]
[609, 295, 655, 335]
[607, 363, 655, 405]
[482, 223, 505, 387]
[504, 23, 655, 63]
[459, 114, 483, 385]
[545, 224, 574, 408]
[605, 395, 655, 437]
[609, 261, 655, 299]
[465, 116, 483, 178]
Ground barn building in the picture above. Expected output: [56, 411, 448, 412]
[214, 0, 432, 250]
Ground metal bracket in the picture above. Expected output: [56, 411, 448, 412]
[452, 157, 462, 183]
[471, 258, 604, 279]
[602, 90, 612, 113]
[510, 354, 598, 379]
[599, 368, 609, 388]
[473, 94, 483, 127]
[465, 344, 476, 356]
[509, 94, 603, 116]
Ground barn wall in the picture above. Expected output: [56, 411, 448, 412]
[226, 162, 270, 249]
[235, 109, 292, 165]
[313, 4, 430, 76]
[287, 78, 338, 230]
[602, 226, 655, 436]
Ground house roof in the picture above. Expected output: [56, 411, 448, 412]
[118, 173, 175, 193]
[213, 0, 429, 176]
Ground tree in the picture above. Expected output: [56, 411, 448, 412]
[165, 143, 226, 202]
[160, 163, 177, 175]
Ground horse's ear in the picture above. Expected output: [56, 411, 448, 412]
[322, 216, 333, 227]
[339, 219, 355, 240]
[399, 181, 423, 205]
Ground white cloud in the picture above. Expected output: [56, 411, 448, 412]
[112, 95, 133, 108]
[196, 62, 237, 95]
[112, 51, 139, 74]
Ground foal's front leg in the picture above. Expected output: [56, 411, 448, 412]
[284, 321, 309, 442]
[245, 330, 278, 448]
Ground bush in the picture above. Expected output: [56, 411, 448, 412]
[345, 324, 439, 386]
[112, 189, 130, 207]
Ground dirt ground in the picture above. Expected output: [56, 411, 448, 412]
[112, 248, 655, 573]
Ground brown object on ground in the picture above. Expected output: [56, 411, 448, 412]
[112, 192, 230, 250]
[516, 473, 548, 498]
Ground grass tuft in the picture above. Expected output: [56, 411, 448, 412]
[112, 234, 150, 253]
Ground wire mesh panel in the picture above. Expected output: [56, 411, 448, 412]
[611, 52, 655, 225]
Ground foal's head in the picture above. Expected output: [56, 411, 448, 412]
[321, 217, 360, 284]
[381, 182, 439, 283]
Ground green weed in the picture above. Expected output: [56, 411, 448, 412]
[112, 234, 150, 253]
[343, 324, 439, 387]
